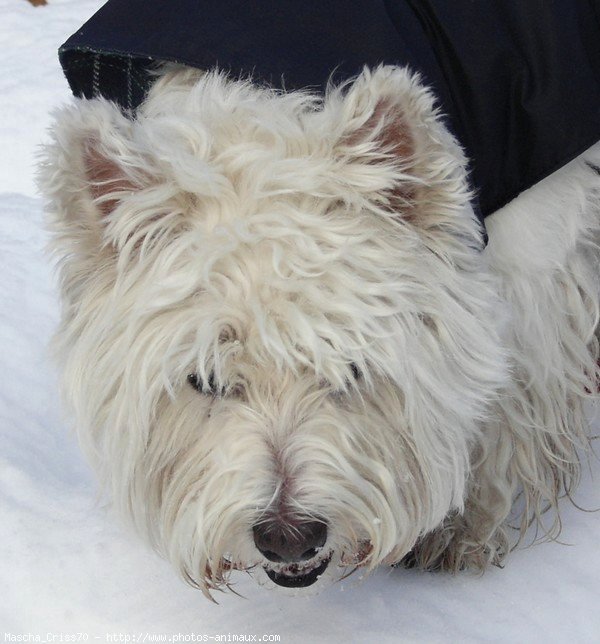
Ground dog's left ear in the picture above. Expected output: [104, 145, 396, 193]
[322, 66, 470, 228]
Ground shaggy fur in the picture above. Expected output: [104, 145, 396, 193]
[39, 65, 600, 597]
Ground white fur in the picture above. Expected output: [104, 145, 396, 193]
[39, 65, 600, 598]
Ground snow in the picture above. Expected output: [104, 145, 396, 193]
[0, 1, 598, 640]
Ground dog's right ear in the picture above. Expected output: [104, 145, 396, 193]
[39, 99, 146, 246]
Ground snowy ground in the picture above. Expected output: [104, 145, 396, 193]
[1, 1, 599, 641]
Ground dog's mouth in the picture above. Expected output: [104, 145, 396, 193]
[264, 554, 332, 588]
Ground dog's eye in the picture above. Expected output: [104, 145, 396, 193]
[350, 363, 362, 381]
[187, 372, 223, 396]
[328, 363, 362, 398]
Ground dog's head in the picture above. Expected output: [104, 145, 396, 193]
[41, 65, 506, 596]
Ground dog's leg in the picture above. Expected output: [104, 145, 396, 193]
[406, 143, 600, 572]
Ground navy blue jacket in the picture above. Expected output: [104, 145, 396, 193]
[59, 0, 600, 229]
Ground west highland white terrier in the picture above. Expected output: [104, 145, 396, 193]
[40, 14, 600, 596]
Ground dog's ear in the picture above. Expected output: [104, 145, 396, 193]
[322, 66, 471, 233]
[40, 98, 146, 244]
[82, 134, 141, 219]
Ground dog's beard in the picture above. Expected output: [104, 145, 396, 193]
[103, 373, 477, 597]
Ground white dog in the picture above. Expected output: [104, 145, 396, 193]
[40, 63, 600, 597]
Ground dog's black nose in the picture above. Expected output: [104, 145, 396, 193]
[253, 520, 327, 563]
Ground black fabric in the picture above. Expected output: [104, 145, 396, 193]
[59, 0, 600, 226]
